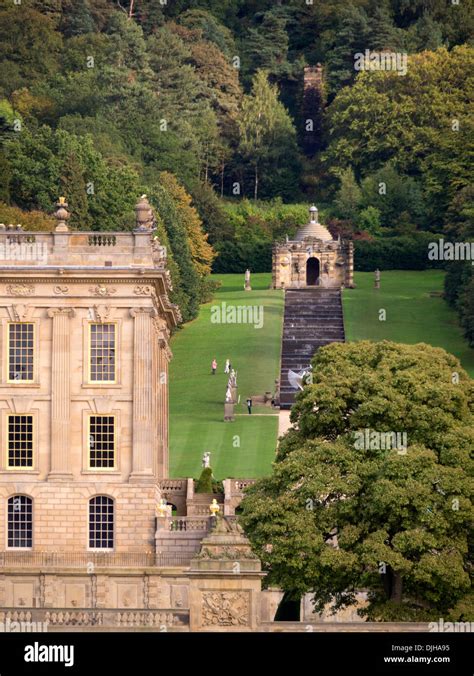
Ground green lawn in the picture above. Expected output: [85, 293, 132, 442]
[169, 269, 473, 481]
[343, 270, 474, 377]
[169, 273, 283, 480]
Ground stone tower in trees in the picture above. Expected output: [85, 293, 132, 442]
[302, 64, 326, 157]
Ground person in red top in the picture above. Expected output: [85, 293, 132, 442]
[211, 358, 217, 375]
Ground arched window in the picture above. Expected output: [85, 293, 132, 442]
[89, 496, 114, 549]
[8, 495, 32, 548]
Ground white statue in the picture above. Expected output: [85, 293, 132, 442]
[202, 451, 211, 468]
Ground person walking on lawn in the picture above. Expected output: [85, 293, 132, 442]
[211, 358, 217, 375]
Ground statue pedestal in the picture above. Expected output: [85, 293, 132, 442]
[224, 402, 235, 422]
[244, 283, 251, 292]
[189, 517, 264, 632]
[230, 386, 238, 403]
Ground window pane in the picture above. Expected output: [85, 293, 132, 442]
[9, 324, 34, 381]
[89, 416, 115, 468]
[89, 496, 114, 549]
[7, 415, 33, 468]
[8, 496, 32, 548]
[90, 324, 116, 382]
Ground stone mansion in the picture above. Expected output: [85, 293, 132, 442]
[0, 197, 264, 631]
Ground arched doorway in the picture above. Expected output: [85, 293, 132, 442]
[306, 257, 320, 286]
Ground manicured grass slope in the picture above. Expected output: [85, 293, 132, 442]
[169, 270, 473, 481]
[169, 273, 283, 480]
[343, 270, 474, 377]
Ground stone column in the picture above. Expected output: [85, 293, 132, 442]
[129, 307, 156, 483]
[47, 307, 75, 480]
[153, 316, 171, 480]
[160, 344, 171, 479]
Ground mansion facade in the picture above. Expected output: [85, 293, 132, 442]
[0, 198, 267, 631]
[0, 197, 179, 563]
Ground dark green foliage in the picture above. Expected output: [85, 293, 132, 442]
[60, 151, 89, 229]
[178, 9, 236, 58]
[324, 5, 371, 95]
[60, 0, 96, 37]
[445, 263, 474, 348]
[212, 241, 272, 274]
[240, 341, 474, 619]
[5, 126, 140, 230]
[459, 275, 474, 347]
[443, 186, 474, 347]
[0, 0, 472, 332]
[242, 10, 289, 83]
[188, 181, 235, 245]
[354, 234, 445, 272]
[195, 467, 213, 494]
[149, 184, 200, 323]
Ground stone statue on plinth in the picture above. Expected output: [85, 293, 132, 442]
[244, 269, 251, 291]
[374, 269, 381, 289]
[224, 370, 237, 422]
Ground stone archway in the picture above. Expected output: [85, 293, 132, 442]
[306, 257, 320, 286]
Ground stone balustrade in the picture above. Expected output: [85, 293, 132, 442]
[0, 608, 189, 630]
[0, 230, 167, 268]
[0, 551, 192, 568]
[158, 479, 187, 494]
[169, 517, 211, 532]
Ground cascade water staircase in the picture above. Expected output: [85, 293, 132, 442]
[279, 288, 345, 409]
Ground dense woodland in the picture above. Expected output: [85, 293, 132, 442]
[0, 0, 472, 335]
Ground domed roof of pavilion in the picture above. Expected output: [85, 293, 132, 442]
[294, 205, 333, 241]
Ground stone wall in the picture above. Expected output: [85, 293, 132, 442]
[0, 483, 160, 553]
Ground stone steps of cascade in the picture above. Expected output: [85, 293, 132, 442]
[279, 288, 346, 409]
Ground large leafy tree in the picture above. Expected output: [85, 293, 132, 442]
[0, 5, 62, 97]
[237, 70, 300, 201]
[149, 173, 206, 322]
[5, 126, 139, 230]
[324, 46, 474, 224]
[240, 341, 474, 620]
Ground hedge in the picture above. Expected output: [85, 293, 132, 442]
[354, 233, 445, 271]
[212, 232, 444, 274]
[212, 240, 272, 273]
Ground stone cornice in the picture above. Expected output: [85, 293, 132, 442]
[0, 276, 181, 329]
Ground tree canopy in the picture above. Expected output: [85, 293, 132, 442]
[240, 341, 474, 620]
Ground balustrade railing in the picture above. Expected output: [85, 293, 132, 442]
[0, 551, 192, 568]
[0, 608, 189, 629]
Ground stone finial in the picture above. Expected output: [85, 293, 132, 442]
[135, 194, 155, 231]
[309, 204, 318, 223]
[54, 197, 70, 232]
